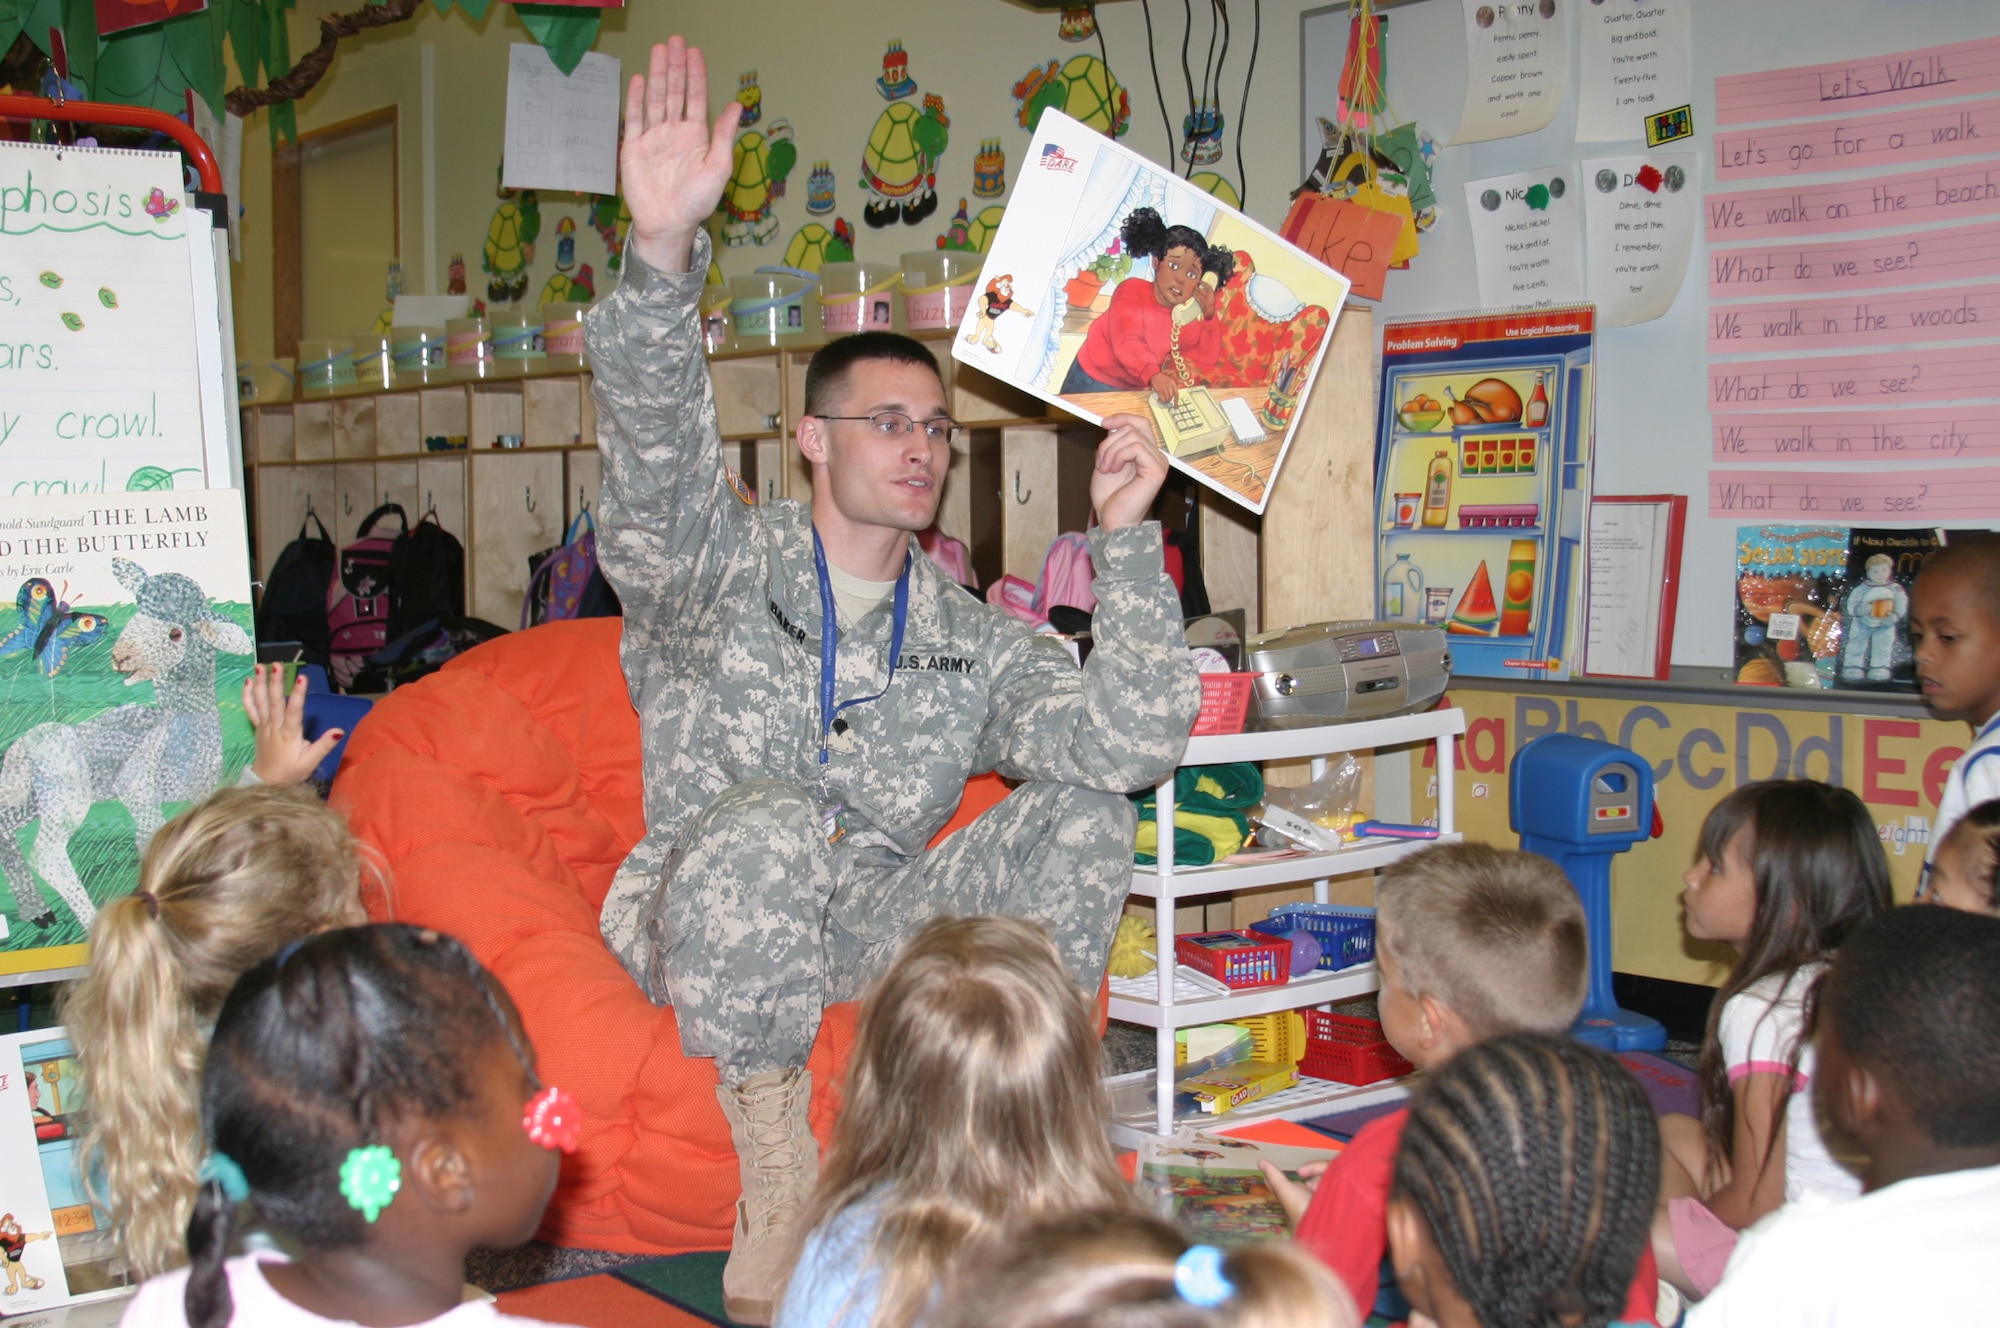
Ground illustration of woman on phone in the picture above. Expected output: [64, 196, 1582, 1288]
[1059, 207, 1237, 404]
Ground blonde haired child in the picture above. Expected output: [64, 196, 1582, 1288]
[774, 916, 1132, 1328]
[939, 1210, 1356, 1328]
[62, 784, 371, 1279]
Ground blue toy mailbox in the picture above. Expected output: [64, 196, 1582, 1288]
[1510, 734, 1665, 1052]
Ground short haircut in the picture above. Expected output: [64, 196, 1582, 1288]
[1939, 799, 2000, 912]
[1821, 906, 2000, 1148]
[801, 332, 942, 417]
[1374, 843, 1586, 1038]
[1916, 531, 2000, 623]
[1394, 1034, 1659, 1328]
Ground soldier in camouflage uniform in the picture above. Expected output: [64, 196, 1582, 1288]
[590, 40, 1200, 1323]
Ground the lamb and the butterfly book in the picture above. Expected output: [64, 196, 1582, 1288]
[0, 491, 253, 981]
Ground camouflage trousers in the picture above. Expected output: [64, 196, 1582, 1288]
[639, 778, 1135, 1084]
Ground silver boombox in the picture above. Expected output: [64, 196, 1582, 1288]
[1244, 621, 1450, 726]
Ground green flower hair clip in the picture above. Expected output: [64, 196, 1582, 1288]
[338, 1144, 402, 1223]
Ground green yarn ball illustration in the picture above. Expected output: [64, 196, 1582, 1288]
[125, 467, 176, 492]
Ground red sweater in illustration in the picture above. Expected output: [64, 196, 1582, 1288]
[1072, 276, 1224, 391]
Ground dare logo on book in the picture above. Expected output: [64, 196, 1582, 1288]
[1039, 144, 1079, 173]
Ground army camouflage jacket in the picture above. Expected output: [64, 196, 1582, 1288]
[586, 233, 1202, 973]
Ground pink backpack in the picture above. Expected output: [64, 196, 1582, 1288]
[1034, 530, 1097, 615]
[327, 503, 406, 692]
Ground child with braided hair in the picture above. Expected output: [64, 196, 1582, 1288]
[1259, 844, 1663, 1324]
[116, 923, 587, 1328]
[1388, 1033, 1663, 1328]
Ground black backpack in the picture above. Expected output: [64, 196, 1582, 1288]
[257, 511, 336, 668]
[387, 510, 467, 642]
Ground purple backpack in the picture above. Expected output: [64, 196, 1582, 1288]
[522, 510, 602, 629]
[327, 503, 406, 692]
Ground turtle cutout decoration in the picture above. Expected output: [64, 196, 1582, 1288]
[860, 95, 950, 229]
[721, 120, 798, 247]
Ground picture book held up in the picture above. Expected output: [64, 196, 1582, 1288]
[952, 110, 1353, 516]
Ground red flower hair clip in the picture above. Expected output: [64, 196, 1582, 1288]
[523, 1086, 581, 1153]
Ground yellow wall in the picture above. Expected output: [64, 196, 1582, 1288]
[229, 0, 1329, 366]
[1413, 687, 1970, 985]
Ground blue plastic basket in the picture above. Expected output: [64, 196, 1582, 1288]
[1249, 904, 1377, 973]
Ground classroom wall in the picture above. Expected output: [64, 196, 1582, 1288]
[228, 0, 1337, 369]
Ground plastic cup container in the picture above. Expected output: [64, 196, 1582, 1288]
[542, 301, 590, 370]
[351, 333, 394, 391]
[297, 340, 355, 397]
[240, 357, 296, 403]
[446, 317, 495, 380]
[901, 250, 980, 331]
[391, 326, 447, 385]
[820, 261, 902, 336]
[489, 308, 545, 375]
[731, 268, 819, 348]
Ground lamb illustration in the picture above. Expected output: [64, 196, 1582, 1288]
[0, 559, 252, 930]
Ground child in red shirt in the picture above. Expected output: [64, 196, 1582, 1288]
[1059, 207, 1235, 405]
[1262, 844, 1662, 1324]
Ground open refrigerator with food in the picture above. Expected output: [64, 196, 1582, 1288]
[1374, 308, 1597, 681]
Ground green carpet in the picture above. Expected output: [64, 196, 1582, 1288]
[616, 1252, 740, 1326]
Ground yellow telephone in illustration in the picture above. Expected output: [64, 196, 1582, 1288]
[1148, 273, 1233, 460]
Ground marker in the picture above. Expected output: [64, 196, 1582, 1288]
[1354, 820, 1440, 840]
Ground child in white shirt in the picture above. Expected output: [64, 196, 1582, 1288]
[1689, 906, 2000, 1326]
[1910, 534, 2000, 873]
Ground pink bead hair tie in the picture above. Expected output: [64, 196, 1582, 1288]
[523, 1086, 580, 1153]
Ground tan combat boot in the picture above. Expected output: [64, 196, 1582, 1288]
[716, 1067, 818, 1325]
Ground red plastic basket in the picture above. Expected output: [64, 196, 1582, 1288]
[1299, 1010, 1416, 1085]
[1174, 930, 1293, 989]
[1192, 672, 1256, 736]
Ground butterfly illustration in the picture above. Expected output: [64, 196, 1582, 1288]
[143, 188, 180, 220]
[0, 580, 110, 676]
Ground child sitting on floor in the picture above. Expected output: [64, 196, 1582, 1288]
[1687, 907, 2000, 1325]
[65, 786, 376, 1278]
[1260, 843, 1662, 1324]
[939, 1209, 1356, 1328]
[1389, 1034, 1662, 1328]
[774, 916, 1134, 1328]
[1920, 798, 2000, 915]
[1654, 780, 1891, 1299]
[117, 924, 584, 1328]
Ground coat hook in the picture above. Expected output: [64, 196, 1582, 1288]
[343, 493, 353, 515]
[1014, 471, 1032, 505]
[304, 494, 316, 515]
[525, 486, 537, 513]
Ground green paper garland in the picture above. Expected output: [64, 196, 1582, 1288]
[514, 3, 600, 77]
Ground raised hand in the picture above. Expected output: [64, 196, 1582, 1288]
[243, 663, 343, 787]
[1090, 411, 1171, 532]
[621, 37, 742, 275]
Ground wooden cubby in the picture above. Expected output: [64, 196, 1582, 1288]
[240, 309, 1378, 647]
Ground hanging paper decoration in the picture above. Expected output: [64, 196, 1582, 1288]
[783, 219, 856, 274]
[446, 254, 467, 296]
[510, 3, 602, 77]
[554, 216, 578, 272]
[1058, 5, 1096, 42]
[539, 261, 595, 306]
[936, 199, 973, 251]
[94, 0, 206, 38]
[736, 70, 763, 126]
[1337, 9, 1387, 130]
[484, 165, 541, 303]
[860, 96, 948, 228]
[878, 39, 916, 100]
[1180, 98, 1225, 166]
[971, 139, 1006, 198]
[1012, 55, 1128, 137]
[721, 120, 797, 246]
[937, 200, 1006, 253]
[1187, 172, 1241, 209]
[805, 162, 837, 215]
[590, 193, 631, 272]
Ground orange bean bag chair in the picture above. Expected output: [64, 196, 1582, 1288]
[330, 617, 1009, 1254]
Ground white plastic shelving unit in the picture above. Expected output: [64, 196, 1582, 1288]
[1111, 707, 1466, 1140]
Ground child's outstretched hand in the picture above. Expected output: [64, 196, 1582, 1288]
[1257, 1158, 1329, 1227]
[244, 664, 343, 786]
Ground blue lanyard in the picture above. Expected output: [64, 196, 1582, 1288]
[812, 529, 912, 765]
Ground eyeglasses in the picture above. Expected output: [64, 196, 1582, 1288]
[815, 412, 966, 448]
